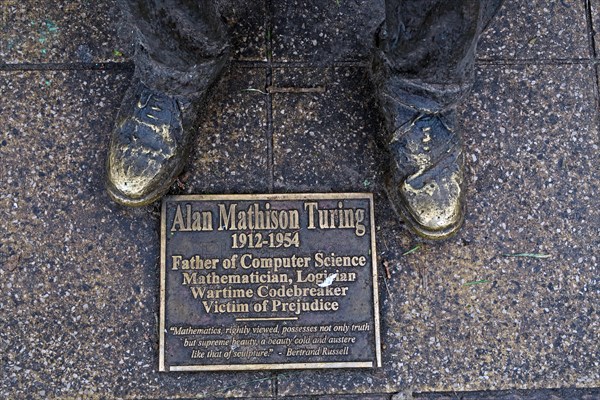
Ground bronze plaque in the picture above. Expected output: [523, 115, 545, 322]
[159, 193, 381, 371]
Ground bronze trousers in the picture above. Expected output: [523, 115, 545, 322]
[120, 0, 502, 105]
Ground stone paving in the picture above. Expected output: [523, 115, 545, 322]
[1, 0, 599, 399]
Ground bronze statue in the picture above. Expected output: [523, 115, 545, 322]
[107, 0, 503, 240]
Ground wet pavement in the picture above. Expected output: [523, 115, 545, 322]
[1, 0, 599, 398]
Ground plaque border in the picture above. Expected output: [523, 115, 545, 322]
[159, 193, 382, 372]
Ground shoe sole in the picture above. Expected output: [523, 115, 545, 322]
[105, 159, 185, 207]
[106, 181, 168, 206]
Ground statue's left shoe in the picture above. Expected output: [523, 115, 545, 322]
[106, 80, 197, 206]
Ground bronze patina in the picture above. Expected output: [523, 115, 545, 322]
[159, 193, 381, 371]
[108, 0, 504, 240]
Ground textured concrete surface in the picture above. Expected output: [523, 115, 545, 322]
[1, 0, 122, 63]
[479, 0, 590, 60]
[271, 0, 383, 62]
[272, 66, 382, 192]
[186, 65, 270, 194]
[1, 0, 599, 399]
[0, 70, 273, 398]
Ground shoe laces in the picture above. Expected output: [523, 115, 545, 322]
[129, 89, 179, 159]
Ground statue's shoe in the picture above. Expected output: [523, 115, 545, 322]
[106, 80, 196, 206]
[371, 28, 468, 239]
[384, 110, 465, 240]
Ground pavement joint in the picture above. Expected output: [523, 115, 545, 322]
[3, 58, 600, 73]
[476, 58, 600, 65]
[265, 0, 275, 194]
[0, 61, 133, 71]
[585, 0, 598, 58]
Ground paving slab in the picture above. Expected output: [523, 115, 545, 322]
[217, 0, 268, 62]
[183, 65, 270, 194]
[271, 0, 384, 63]
[412, 387, 600, 400]
[275, 63, 599, 396]
[478, 0, 591, 60]
[272, 66, 383, 192]
[0, 69, 273, 398]
[0, 0, 265, 64]
[270, 0, 591, 64]
[590, 0, 600, 57]
[0, 0, 122, 64]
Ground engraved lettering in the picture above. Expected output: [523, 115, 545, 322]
[218, 203, 300, 231]
[239, 254, 311, 272]
[296, 269, 357, 284]
[201, 300, 249, 314]
[171, 255, 219, 270]
[190, 286, 254, 299]
[171, 204, 214, 232]
[313, 252, 367, 268]
[182, 271, 291, 285]
[304, 202, 366, 236]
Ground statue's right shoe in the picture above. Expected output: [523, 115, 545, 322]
[384, 109, 466, 240]
[106, 80, 196, 206]
[371, 32, 467, 240]
[374, 73, 466, 240]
